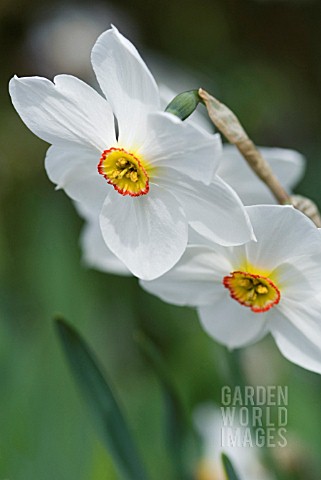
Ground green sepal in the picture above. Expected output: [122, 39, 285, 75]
[165, 89, 202, 120]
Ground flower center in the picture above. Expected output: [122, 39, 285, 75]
[223, 271, 280, 313]
[98, 148, 149, 196]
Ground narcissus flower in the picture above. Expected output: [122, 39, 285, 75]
[141, 205, 321, 373]
[194, 404, 273, 480]
[9, 26, 254, 280]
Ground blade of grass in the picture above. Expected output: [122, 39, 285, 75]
[55, 318, 149, 480]
[221, 453, 241, 480]
[136, 333, 195, 480]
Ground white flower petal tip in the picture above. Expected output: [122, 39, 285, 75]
[245, 205, 321, 268]
[170, 175, 256, 247]
[141, 204, 321, 371]
[44, 144, 107, 213]
[9, 73, 115, 151]
[91, 26, 160, 148]
[93, 24, 150, 72]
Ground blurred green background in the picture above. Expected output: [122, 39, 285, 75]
[1, 0, 321, 478]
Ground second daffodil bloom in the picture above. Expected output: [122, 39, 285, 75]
[9, 26, 254, 280]
[141, 205, 321, 373]
[194, 404, 274, 480]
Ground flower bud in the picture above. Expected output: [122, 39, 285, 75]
[165, 89, 201, 120]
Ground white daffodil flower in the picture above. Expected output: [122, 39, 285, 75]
[217, 145, 305, 205]
[75, 144, 305, 277]
[75, 143, 305, 277]
[194, 404, 274, 480]
[141, 205, 321, 373]
[9, 26, 254, 280]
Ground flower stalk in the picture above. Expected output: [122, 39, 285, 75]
[198, 88, 321, 227]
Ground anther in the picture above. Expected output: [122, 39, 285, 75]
[98, 147, 149, 197]
[256, 285, 268, 295]
[130, 171, 138, 182]
[116, 158, 129, 168]
[118, 168, 128, 179]
[239, 278, 253, 289]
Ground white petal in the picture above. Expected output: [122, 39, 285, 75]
[259, 147, 305, 189]
[141, 245, 231, 306]
[80, 218, 130, 276]
[162, 173, 255, 246]
[45, 142, 96, 186]
[45, 144, 107, 212]
[91, 26, 160, 148]
[187, 229, 250, 277]
[140, 112, 222, 184]
[9, 74, 115, 150]
[187, 226, 216, 246]
[272, 254, 321, 301]
[244, 205, 321, 271]
[278, 298, 321, 350]
[198, 294, 268, 349]
[217, 145, 305, 205]
[270, 298, 321, 374]
[73, 199, 95, 221]
[99, 184, 188, 280]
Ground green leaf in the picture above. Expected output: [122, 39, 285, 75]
[55, 318, 149, 480]
[165, 89, 202, 120]
[221, 453, 241, 480]
[136, 333, 195, 480]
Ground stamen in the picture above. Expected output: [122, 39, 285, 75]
[129, 171, 138, 182]
[116, 158, 129, 168]
[223, 271, 280, 313]
[239, 278, 252, 289]
[256, 285, 268, 295]
[118, 168, 128, 179]
[98, 148, 149, 197]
